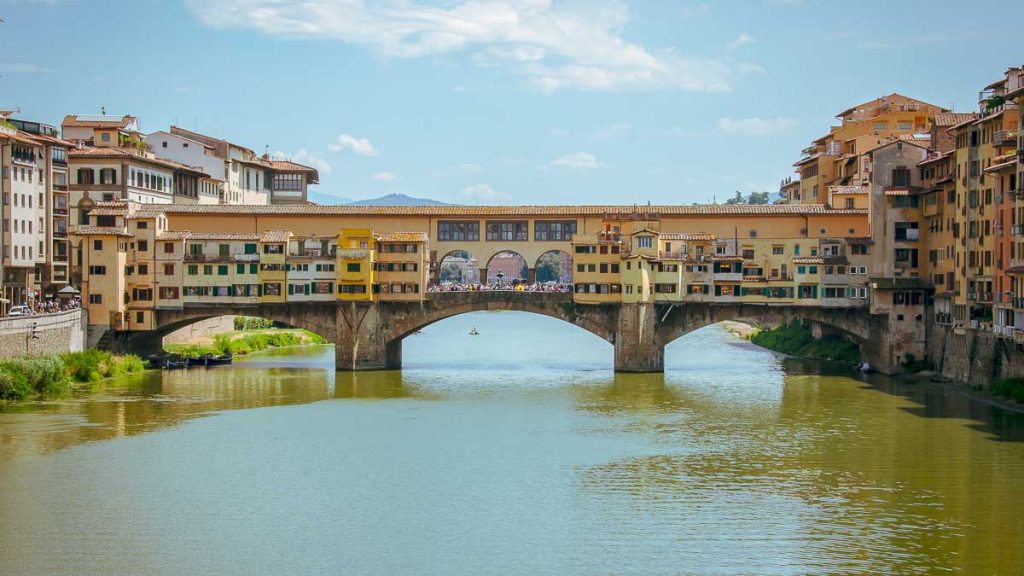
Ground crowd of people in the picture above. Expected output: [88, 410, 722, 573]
[428, 281, 572, 293]
[18, 297, 82, 315]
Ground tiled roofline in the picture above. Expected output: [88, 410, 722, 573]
[130, 204, 867, 217]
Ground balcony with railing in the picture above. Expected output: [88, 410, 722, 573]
[993, 130, 1017, 147]
[658, 251, 687, 260]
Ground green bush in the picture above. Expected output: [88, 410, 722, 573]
[234, 317, 275, 331]
[60, 350, 112, 382]
[0, 356, 70, 400]
[991, 378, 1024, 403]
[750, 320, 861, 364]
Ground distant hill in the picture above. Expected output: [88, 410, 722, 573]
[307, 191, 354, 205]
[346, 194, 452, 206]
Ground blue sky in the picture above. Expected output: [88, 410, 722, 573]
[2, 0, 1022, 204]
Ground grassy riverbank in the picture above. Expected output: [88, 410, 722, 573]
[0, 350, 146, 401]
[164, 328, 326, 358]
[747, 320, 861, 365]
[991, 378, 1024, 403]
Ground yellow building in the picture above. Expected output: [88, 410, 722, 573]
[375, 232, 428, 301]
[336, 228, 375, 301]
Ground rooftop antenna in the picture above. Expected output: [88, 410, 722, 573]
[101, 106, 106, 115]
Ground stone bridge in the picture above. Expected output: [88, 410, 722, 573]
[121, 292, 909, 373]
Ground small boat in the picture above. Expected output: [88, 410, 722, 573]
[164, 359, 187, 370]
[204, 353, 233, 367]
[468, 328, 480, 335]
[186, 355, 207, 367]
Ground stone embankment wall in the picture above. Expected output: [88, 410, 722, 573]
[0, 309, 87, 358]
[161, 315, 238, 346]
[929, 323, 1024, 386]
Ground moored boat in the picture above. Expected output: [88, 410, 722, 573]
[204, 354, 233, 367]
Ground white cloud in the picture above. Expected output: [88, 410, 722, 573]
[737, 62, 766, 75]
[272, 149, 332, 175]
[0, 63, 50, 74]
[328, 134, 378, 156]
[463, 183, 505, 201]
[726, 33, 754, 50]
[372, 171, 399, 182]
[186, 0, 732, 93]
[716, 117, 797, 136]
[551, 152, 601, 170]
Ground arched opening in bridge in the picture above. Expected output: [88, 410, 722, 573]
[535, 250, 573, 285]
[403, 310, 613, 374]
[485, 251, 527, 285]
[437, 250, 480, 285]
[151, 314, 333, 365]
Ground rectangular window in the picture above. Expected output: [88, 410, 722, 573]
[218, 265, 229, 275]
[347, 263, 361, 272]
[93, 239, 103, 251]
[637, 236, 653, 248]
[437, 220, 480, 241]
[88, 294, 103, 304]
[88, 265, 106, 275]
[534, 220, 578, 241]
[485, 220, 529, 241]
[164, 243, 175, 254]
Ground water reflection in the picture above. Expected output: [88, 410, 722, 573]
[1, 318, 1024, 575]
[0, 353, 334, 461]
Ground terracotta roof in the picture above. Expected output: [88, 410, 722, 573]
[157, 231, 261, 241]
[69, 225, 133, 237]
[69, 146, 204, 172]
[932, 112, 978, 127]
[0, 127, 41, 146]
[829, 185, 868, 195]
[984, 159, 1016, 173]
[884, 187, 913, 196]
[660, 232, 715, 241]
[897, 133, 931, 142]
[269, 159, 316, 173]
[260, 229, 291, 243]
[793, 257, 824, 265]
[377, 232, 429, 243]
[26, 132, 76, 147]
[62, 114, 137, 129]
[129, 204, 867, 217]
[87, 207, 129, 217]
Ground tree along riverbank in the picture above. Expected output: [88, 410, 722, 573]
[725, 320, 862, 365]
[0, 350, 146, 402]
[164, 328, 326, 358]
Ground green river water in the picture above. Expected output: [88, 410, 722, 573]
[2, 312, 1024, 575]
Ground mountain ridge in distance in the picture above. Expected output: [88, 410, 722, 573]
[308, 192, 453, 206]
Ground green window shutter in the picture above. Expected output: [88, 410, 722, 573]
[250, 264, 258, 274]
[288, 284, 294, 295]
[219, 265, 228, 275]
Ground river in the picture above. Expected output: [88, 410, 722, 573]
[2, 312, 1024, 575]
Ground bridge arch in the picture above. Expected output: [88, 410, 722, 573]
[652, 303, 874, 350]
[534, 250, 573, 285]
[484, 250, 527, 284]
[437, 249, 480, 284]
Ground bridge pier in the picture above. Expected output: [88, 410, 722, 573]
[334, 302, 402, 371]
[614, 303, 664, 372]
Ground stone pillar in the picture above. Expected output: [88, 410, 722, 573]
[614, 303, 664, 372]
[526, 267, 536, 282]
[479, 267, 488, 285]
[335, 302, 402, 371]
